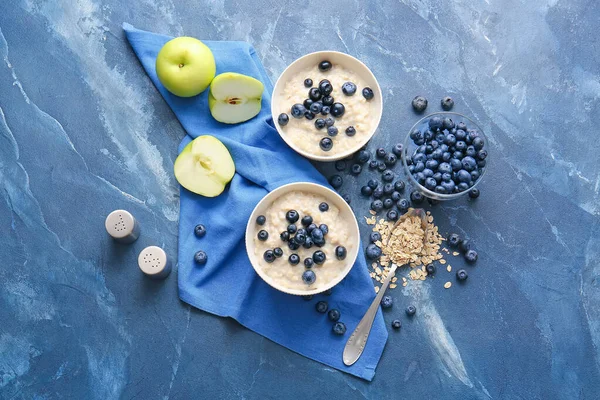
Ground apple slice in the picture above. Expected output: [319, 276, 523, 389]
[174, 135, 235, 197]
[208, 73, 264, 124]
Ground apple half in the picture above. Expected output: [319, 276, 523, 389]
[208, 73, 264, 124]
[174, 135, 235, 197]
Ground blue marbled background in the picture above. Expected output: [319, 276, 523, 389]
[1, 0, 599, 399]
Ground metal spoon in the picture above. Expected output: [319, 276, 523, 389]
[343, 208, 428, 366]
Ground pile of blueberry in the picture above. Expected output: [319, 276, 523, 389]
[406, 115, 487, 195]
[315, 300, 347, 335]
[447, 233, 478, 278]
[411, 95, 454, 113]
[379, 295, 418, 331]
[256, 202, 347, 286]
[277, 60, 375, 152]
[193, 224, 208, 266]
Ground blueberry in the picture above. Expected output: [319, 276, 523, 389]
[310, 101, 323, 114]
[410, 190, 424, 203]
[391, 191, 402, 201]
[397, 199, 410, 212]
[426, 263, 436, 275]
[313, 250, 326, 265]
[466, 145, 477, 158]
[412, 152, 426, 163]
[308, 87, 322, 101]
[458, 182, 470, 191]
[412, 95, 428, 112]
[424, 130, 435, 141]
[321, 105, 330, 115]
[382, 170, 395, 182]
[452, 151, 464, 160]
[345, 126, 356, 136]
[459, 239, 472, 253]
[456, 122, 467, 131]
[387, 209, 399, 221]
[372, 186, 384, 199]
[425, 159, 439, 170]
[304, 257, 314, 268]
[335, 246, 347, 260]
[330, 103, 345, 118]
[444, 133, 457, 146]
[381, 295, 393, 309]
[441, 96, 454, 110]
[470, 170, 480, 181]
[318, 60, 332, 71]
[283, 210, 298, 223]
[362, 87, 374, 100]
[288, 254, 300, 265]
[325, 117, 335, 127]
[320, 137, 333, 151]
[335, 161, 348, 173]
[328, 309, 341, 322]
[413, 162, 425, 173]
[456, 141, 467, 152]
[384, 183, 396, 195]
[322, 96, 334, 106]
[472, 137, 484, 150]
[456, 169, 471, 183]
[368, 179, 380, 189]
[280, 231, 290, 242]
[273, 247, 283, 258]
[441, 180, 455, 193]
[390, 144, 403, 158]
[263, 250, 275, 263]
[194, 224, 207, 238]
[406, 305, 417, 316]
[477, 149, 488, 160]
[428, 116, 443, 130]
[465, 250, 478, 263]
[376, 148, 387, 159]
[298, 216, 311, 228]
[277, 112, 290, 127]
[391, 319, 402, 330]
[442, 152, 452, 162]
[342, 82, 357, 96]
[323, 289, 333, 296]
[477, 159, 487, 168]
[394, 180, 405, 192]
[469, 188, 480, 199]
[361, 186, 373, 196]
[319, 224, 329, 235]
[313, 237, 326, 247]
[437, 162, 451, 175]
[366, 244, 382, 260]
[304, 78, 313, 88]
[371, 199, 384, 212]
[312, 119, 326, 131]
[311, 228, 324, 242]
[384, 154, 397, 167]
[332, 322, 347, 335]
[414, 172, 426, 183]
[370, 232, 382, 243]
[356, 150, 370, 164]
[318, 79, 333, 96]
[316, 301, 328, 313]
[368, 159, 379, 169]
[304, 111, 315, 120]
[319, 202, 329, 212]
[461, 156, 477, 172]
[351, 164, 362, 175]
[302, 270, 316, 284]
[455, 129, 467, 141]
[291, 103, 306, 118]
[433, 172, 442, 183]
[194, 250, 208, 265]
[303, 237, 314, 249]
[383, 198, 394, 209]
[442, 117, 455, 130]
[450, 158, 462, 172]
[377, 161, 387, 172]
[287, 224, 298, 235]
[425, 177, 437, 190]
[456, 269, 468, 281]
[257, 230, 269, 241]
[448, 233, 461, 248]
[327, 126, 339, 137]
[303, 99, 314, 110]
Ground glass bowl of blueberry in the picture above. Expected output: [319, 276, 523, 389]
[402, 112, 489, 201]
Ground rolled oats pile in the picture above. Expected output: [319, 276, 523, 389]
[365, 210, 444, 291]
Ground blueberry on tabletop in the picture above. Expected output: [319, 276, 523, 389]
[382, 170, 395, 182]
[322, 96, 334, 106]
[428, 116, 443, 130]
[318, 60, 332, 71]
[280, 231, 290, 242]
[263, 250, 275, 263]
[397, 199, 410, 212]
[356, 150, 370, 164]
[410, 190, 424, 203]
[391, 320, 402, 330]
[459, 239, 472, 253]
[316, 301, 329, 313]
[289, 253, 300, 265]
[371, 200, 384, 212]
[310, 101, 323, 114]
[392, 143, 404, 156]
[391, 191, 401, 201]
[335, 246, 347, 260]
[257, 230, 269, 241]
[441, 96, 454, 110]
[368, 179, 380, 189]
[273, 247, 283, 258]
[383, 183, 394, 195]
[319, 202, 329, 212]
[376, 148, 387, 159]
[381, 295, 393, 309]
[370, 232, 382, 243]
[194, 224, 207, 238]
[332, 322, 347, 335]
[372, 186, 384, 199]
[291, 104, 306, 118]
[318, 79, 333, 96]
[342, 194, 351, 204]
[406, 305, 417, 316]
[194, 250, 208, 265]
[411, 96, 428, 112]
[394, 180, 405, 192]
[345, 126, 356, 136]
[320, 137, 334, 152]
[384, 153, 397, 167]
[426, 263, 436, 275]
[361, 186, 373, 196]
[351, 164, 362, 175]
[302, 270, 316, 285]
[387, 209, 399, 221]
[366, 244, 382, 260]
[334, 160, 347, 171]
[330, 103, 345, 118]
[465, 250, 478, 263]
[383, 198, 394, 209]
[328, 309, 341, 322]
[304, 257, 314, 268]
[342, 82, 357, 96]
[448, 233, 461, 248]
[469, 188, 480, 199]
[308, 87, 322, 101]
[456, 269, 468, 281]
[362, 87, 374, 100]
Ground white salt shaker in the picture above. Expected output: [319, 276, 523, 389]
[105, 209, 140, 244]
[138, 246, 171, 279]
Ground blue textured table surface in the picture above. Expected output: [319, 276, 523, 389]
[1, 1, 599, 399]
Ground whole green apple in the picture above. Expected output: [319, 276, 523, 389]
[156, 37, 216, 97]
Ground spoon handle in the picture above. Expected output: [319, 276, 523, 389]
[343, 264, 398, 366]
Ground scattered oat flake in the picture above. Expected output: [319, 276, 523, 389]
[452, 251, 460, 256]
[403, 282, 408, 287]
[444, 282, 452, 289]
[369, 210, 376, 215]
[447, 265, 452, 272]
[390, 283, 397, 289]
[392, 277, 398, 283]
[439, 259, 447, 264]
[374, 286, 380, 293]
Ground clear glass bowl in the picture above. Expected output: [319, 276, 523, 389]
[402, 112, 489, 201]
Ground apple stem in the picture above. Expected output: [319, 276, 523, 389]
[178, 63, 184, 68]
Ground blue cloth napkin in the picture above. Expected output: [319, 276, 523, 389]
[124, 23, 387, 381]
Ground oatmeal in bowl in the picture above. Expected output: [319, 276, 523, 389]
[272, 51, 382, 161]
[245, 182, 360, 295]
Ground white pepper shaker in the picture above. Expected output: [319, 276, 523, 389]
[105, 209, 140, 244]
[138, 246, 171, 279]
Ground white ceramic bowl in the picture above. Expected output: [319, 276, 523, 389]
[271, 51, 383, 162]
[245, 182, 360, 296]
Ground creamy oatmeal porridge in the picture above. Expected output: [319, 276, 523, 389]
[252, 191, 354, 291]
[276, 60, 376, 157]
